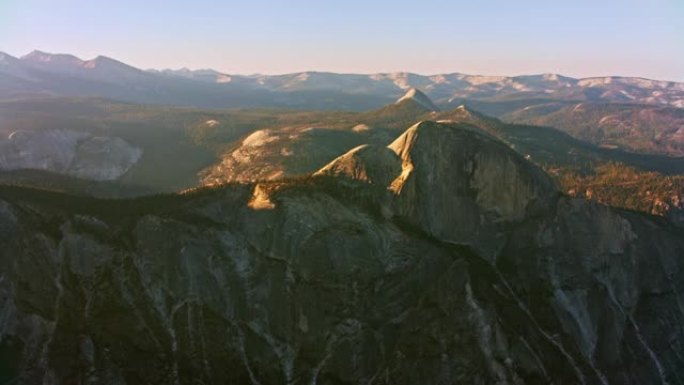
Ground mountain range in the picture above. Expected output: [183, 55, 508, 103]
[2, 50, 684, 110]
[2, 50, 684, 384]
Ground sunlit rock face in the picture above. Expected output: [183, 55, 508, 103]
[0, 129, 141, 180]
[386, 121, 557, 258]
[0, 121, 683, 385]
[317, 121, 557, 258]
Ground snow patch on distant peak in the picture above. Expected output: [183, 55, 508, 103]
[296, 73, 310, 82]
[216, 74, 232, 83]
[395, 88, 438, 111]
[619, 90, 636, 100]
[511, 82, 531, 91]
[388, 72, 412, 90]
[429, 75, 451, 84]
[465, 75, 507, 85]
[82, 60, 98, 69]
[578, 77, 613, 87]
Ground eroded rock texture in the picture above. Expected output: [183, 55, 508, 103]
[0, 122, 683, 384]
[0, 129, 141, 180]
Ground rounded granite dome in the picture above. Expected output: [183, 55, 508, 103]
[316, 120, 558, 257]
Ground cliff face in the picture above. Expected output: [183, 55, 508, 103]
[0, 129, 141, 181]
[317, 121, 557, 258]
[0, 122, 683, 384]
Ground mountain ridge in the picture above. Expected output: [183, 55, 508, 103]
[2, 50, 683, 110]
[0, 119, 683, 383]
[4, 50, 682, 84]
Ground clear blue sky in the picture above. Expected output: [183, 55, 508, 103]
[1, 0, 682, 80]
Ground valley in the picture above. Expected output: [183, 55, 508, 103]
[1, 85, 683, 226]
[1, 48, 683, 384]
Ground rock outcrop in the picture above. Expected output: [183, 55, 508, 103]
[0, 129, 142, 180]
[314, 144, 402, 187]
[395, 88, 439, 111]
[317, 121, 557, 257]
[201, 127, 368, 186]
[0, 121, 683, 384]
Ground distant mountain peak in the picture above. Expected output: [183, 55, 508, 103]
[92, 55, 117, 63]
[21, 50, 82, 63]
[395, 88, 438, 111]
[21, 50, 50, 60]
[451, 105, 490, 119]
[0, 52, 18, 63]
[443, 105, 501, 127]
[82, 55, 139, 71]
[0, 51, 29, 79]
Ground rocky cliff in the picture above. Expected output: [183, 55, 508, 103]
[317, 121, 557, 258]
[0, 122, 683, 384]
[0, 129, 141, 181]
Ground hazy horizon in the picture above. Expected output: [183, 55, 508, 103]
[2, 0, 683, 81]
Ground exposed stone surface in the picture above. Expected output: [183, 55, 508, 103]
[201, 127, 368, 186]
[395, 88, 439, 111]
[0, 129, 141, 180]
[317, 121, 557, 258]
[314, 144, 402, 187]
[0, 122, 683, 384]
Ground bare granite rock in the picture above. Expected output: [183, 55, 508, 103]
[0, 129, 141, 181]
[0, 121, 683, 384]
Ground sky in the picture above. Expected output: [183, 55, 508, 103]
[1, 0, 682, 80]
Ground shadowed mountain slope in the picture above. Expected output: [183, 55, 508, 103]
[1, 121, 683, 384]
